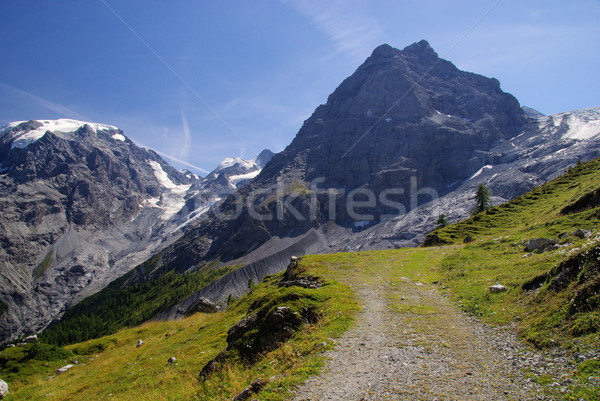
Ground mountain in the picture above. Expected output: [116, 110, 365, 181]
[0, 117, 274, 342]
[202, 149, 274, 195]
[55, 40, 599, 331]
[0, 119, 213, 341]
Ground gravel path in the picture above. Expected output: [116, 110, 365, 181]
[292, 275, 546, 400]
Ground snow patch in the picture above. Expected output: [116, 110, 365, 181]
[215, 157, 255, 172]
[147, 161, 191, 220]
[229, 170, 260, 186]
[112, 133, 126, 141]
[148, 161, 179, 189]
[4, 119, 118, 149]
[561, 113, 600, 141]
[469, 165, 493, 180]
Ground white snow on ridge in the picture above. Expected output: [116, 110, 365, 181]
[469, 165, 493, 180]
[228, 170, 260, 186]
[216, 157, 255, 172]
[4, 119, 118, 149]
[112, 133, 126, 141]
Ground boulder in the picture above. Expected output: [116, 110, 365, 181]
[56, 364, 74, 375]
[0, 378, 8, 399]
[572, 229, 592, 239]
[526, 238, 558, 252]
[489, 283, 507, 293]
[167, 356, 177, 365]
[137, 340, 144, 348]
[185, 297, 219, 315]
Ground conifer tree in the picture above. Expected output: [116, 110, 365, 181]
[472, 184, 491, 215]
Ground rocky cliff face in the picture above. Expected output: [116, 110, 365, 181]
[0, 119, 209, 341]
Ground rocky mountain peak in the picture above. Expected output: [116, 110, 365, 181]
[368, 40, 438, 65]
[255, 149, 275, 169]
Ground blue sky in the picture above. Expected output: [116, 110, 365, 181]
[1, 1, 598, 173]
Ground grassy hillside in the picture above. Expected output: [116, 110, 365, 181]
[423, 157, 600, 352]
[1, 256, 359, 400]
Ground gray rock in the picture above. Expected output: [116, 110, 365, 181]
[526, 238, 558, 252]
[183, 297, 219, 315]
[56, 364, 74, 375]
[489, 283, 507, 293]
[0, 378, 7, 399]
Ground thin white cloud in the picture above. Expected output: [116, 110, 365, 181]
[151, 149, 210, 174]
[282, 0, 386, 61]
[0, 81, 89, 121]
[178, 110, 192, 161]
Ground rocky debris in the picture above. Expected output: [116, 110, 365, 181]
[549, 246, 600, 293]
[489, 283, 507, 293]
[227, 306, 302, 361]
[279, 275, 323, 289]
[5, 344, 14, 348]
[23, 334, 38, 343]
[232, 378, 267, 401]
[181, 297, 219, 316]
[0, 378, 7, 399]
[167, 356, 177, 365]
[200, 299, 319, 380]
[136, 340, 143, 348]
[526, 238, 558, 252]
[199, 351, 228, 381]
[56, 364, 74, 375]
[280, 256, 322, 289]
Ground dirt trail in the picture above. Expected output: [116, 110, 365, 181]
[292, 275, 534, 400]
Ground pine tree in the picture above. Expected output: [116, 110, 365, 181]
[472, 184, 491, 215]
[436, 214, 448, 228]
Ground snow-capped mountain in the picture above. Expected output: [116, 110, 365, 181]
[0, 119, 275, 342]
[204, 149, 275, 191]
